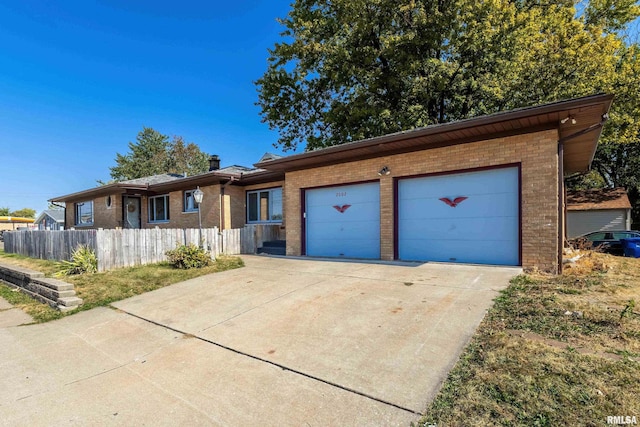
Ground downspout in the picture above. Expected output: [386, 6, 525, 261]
[557, 141, 564, 274]
[50, 201, 66, 230]
[556, 113, 609, 274]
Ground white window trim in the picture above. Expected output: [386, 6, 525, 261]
[246, 187, 283, 224]
[149, 194, 170, 223]
[75, 201, 94, 226]
[183, 189, 198, 213]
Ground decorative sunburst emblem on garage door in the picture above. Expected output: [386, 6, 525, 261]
[439, 197, 468, 208]
[332, 204, 351, 213]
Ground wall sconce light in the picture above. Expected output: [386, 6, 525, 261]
[561, 116, 576, 125]
[378, 166, 391, 176]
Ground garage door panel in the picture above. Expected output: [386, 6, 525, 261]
[400, 239, 519, 265]
[306, 237, 380, 259]
[307, 220, 380, 240]
[307, 191, 377, 206]
[306, 182, 380, 259]
[400, 169, 518, 200]
[398, 167, 519, 266]
[566, 210, 627, 238]
[306, 201, 380, 224]
[399, 216, 518, 242]
[400, 192, 518, 220]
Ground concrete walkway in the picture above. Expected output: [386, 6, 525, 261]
[0, 256, 518, 425]
[0, 295, 33, 327]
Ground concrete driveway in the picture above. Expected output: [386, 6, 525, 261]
[0, 256, 518, 426]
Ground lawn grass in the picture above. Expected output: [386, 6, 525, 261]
[0, 250, 244, 323]
[420, 251, 640, 426]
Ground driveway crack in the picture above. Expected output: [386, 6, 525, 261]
[115, 306, 422, 417]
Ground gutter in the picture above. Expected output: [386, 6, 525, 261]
[50, 202, 67, 230]
[557, 140, 565, 274]
[256, 94, 614, 171]
[557, 113, 610, 273]
[557, 114, 608, 144]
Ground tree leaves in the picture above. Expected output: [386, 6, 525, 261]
[0, 208, 36, 218]
[256, 0, 639, 152]
[109, 128, 210, 181]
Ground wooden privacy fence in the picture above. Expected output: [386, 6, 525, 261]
[4, 225, 283, 272]
[4, 229, 97, 262]
[96, 228, 223, 271]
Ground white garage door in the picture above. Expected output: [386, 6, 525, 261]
[567, 209, 629, 238]
[398, 167, 520, 265]
[305, 182, 380, 258]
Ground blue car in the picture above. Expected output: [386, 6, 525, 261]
[574, 230, 640, 255]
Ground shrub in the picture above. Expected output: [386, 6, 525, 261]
[55, 245, 98, 276]
[165, 244, 213, 269]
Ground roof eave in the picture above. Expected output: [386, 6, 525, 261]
[49, 183, 149, 203]
[255, 93, 614, 173]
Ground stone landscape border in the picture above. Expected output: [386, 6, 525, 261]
[0, 262, 82, 312]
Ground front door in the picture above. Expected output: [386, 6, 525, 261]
[123, 196, 141, 229]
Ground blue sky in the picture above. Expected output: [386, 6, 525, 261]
[0, 0, 294, 214]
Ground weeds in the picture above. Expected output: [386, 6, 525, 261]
[165, 244, 212, 269]
[620, 300, 636, 321]
[55, 245, 98, 276]
[421, 252, 640, 426]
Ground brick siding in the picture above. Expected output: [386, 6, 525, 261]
[284, 129, 561, 272]
[64, 180, 287, 232]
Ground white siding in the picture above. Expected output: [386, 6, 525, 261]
[567, 209, 630, 238]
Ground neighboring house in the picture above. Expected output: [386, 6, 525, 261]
[50, 94, 613, 273]
[566, 188, 632, 238]
[35, 209, 66, 230]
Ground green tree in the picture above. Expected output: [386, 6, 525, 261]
[257, 0, 640, 224]
[109, 127, 210, 181]
[0, 207, 9, 216]
[166, 136, 210, 176]
[589, 43, 640, 225]
[10, 208, 36, 218]
[110, 127, 170, 181]
[256, 0, 639, 151]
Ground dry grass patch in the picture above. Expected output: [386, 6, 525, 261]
[66, 256, 244, 311]
[420, 252, 640, 426]
[0, 250, 244, 323]
[0, 250, 59, 276]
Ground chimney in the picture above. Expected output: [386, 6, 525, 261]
[209, 155, 220, 171]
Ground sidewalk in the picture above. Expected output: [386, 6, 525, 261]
[0, 295, 34, 327]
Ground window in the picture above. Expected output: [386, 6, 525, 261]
[247, 188, 282, 223]
[149, 195, 170, 222]
[106, 195, 113, 209]
[75, 201, 94, 226]
[183, 190, 198, 213]
[613, 231, 640, 240]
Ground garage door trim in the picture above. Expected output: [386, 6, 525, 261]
[393, 163, 522, 265]
[301, 179, 380, 256]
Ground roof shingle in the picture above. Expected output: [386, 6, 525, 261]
[566, 188, 632, 211]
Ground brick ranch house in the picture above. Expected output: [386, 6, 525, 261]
[50, 94, 613, 273]
[50, 153, 285, 232]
